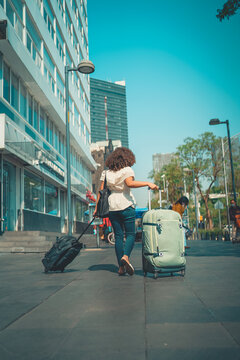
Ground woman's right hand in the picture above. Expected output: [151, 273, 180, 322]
[148, 182, 159, 190]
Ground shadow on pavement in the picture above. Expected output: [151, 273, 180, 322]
[42, 269, 81, 274]
[88, 264, 118, 273]
[187, 240, 240, 257]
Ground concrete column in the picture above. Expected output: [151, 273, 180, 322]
[0, 153, 3, 234]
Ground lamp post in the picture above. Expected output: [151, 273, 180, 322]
[221, 138, 231, 237]
[209, 119, 236, 202]
[65, 60, 95, 235]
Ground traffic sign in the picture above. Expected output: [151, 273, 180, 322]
[214, 200, 224, 210]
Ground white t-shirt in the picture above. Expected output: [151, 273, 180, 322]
[100, 167, 136, 211]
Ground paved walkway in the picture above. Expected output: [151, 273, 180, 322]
[0, 240, 240, 360]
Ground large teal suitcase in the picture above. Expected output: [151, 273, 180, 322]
[142, 208, 186, 279]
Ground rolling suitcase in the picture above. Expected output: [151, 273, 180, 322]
[42, 219, 94, 273]
[142, 190, 186, 279]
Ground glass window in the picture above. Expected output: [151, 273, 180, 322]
[43, 0, 54, 40]
[74, 104, 79, 128]
[20, 82, 27, 118]
[11, 0, 23, 19]
[45, 182, 58, 215]
[81, 118, 84, 135]
[66, 48, 72, 67]
[56, 23, 64, 61]
[26, 10, 41, 51]
[3, 62, 10, 102]
[86, 128, 90, 144]
[57, 71, 64, 106]
[75, 199, 83, 221]
[28, 94, 33, 125]
[11, 72, 19, 111]
[54, 128, 59, 151]
[82, 3, 87, 23]
[69, 96, 73, 124]
[59, 134, 64, 156]
[49, 120, 53, 145]
[65, 7, 72, 41]
[6, 1, 14, 26]
[46, 118, 49, 142]
[33, 100, 38, 130]
[24, 170, 44, 212]
[40, 108, 45, 136]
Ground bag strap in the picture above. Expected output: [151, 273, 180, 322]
[104, 171, 107, 189]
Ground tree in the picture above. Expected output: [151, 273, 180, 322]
[216, 0, 240, 21]
[150, 158, 186, 206]
[177, 132, 222, 229]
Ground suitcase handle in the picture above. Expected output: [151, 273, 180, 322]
[76, 217, 95, 242]
[148, 187, 162, 209]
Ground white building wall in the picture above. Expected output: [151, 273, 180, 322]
[0, 0, 95, 233]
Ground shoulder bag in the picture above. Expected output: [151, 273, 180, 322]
[95, 173, 111, 218]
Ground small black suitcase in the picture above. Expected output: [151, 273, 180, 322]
[42, 219, 94, 273]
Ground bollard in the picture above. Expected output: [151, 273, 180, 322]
[96, 225, 100, 248]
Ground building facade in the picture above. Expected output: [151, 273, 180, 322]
[0, 0, 96, 233]
[90, 78, 129, 148]
[152, 153, 175, 173]
[90, 139, 121, 194]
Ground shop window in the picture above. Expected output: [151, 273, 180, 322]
[3, 62, 10, 102]
[45, 182, 58, 215]
[24, 170, 44, 212]
[75, 199, 83, 221]
[11, 71, 19, 111]
[20, 82, 27, 119]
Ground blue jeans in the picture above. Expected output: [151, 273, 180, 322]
[109, 206, 136, 266]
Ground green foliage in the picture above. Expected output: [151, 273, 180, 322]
[217, 0, 240, 21]
[177, 132, 222, 229]
[151, 198, 159, 209]
[150, 131, 240, 230]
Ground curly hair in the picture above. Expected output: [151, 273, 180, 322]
[105, 147, 136, 171]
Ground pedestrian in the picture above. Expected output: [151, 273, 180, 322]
[93, 147, 158, 276]
[229, 199, 240, 242]
[172, 196, 189, 249]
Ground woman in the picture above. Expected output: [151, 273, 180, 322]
[172, 196, 189, 249]
[93, 147, 158, 276]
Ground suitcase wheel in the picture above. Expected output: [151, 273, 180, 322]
[181, 269, 185, 276]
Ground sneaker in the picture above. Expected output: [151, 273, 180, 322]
[120, 256, 134, 276]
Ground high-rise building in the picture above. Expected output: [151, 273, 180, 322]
[152, 153, 175, 173]
[90, 78, 129, 148]
[0, 0, 96, 233]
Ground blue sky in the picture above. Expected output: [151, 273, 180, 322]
[87, 0, 240, 206]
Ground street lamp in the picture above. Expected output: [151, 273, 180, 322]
[209, 118, 236, 202]
[65, 60, 95, 235]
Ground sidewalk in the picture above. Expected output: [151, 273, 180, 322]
[0, 240, 240, 360]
